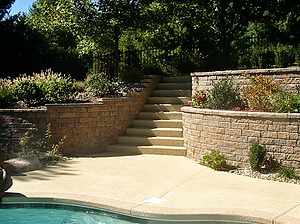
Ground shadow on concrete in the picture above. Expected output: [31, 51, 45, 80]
[10, 160, 80, 182]
[83, 152, 142, 158]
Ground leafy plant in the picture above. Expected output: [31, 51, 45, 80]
[242, 73, 284, 111]
[277, 166, 299, 181]
[191, 90, 209, 108]
[85, 73, 115, 97]
[19, 132, 37, 156]
[43, 78, 76, 103]
[249, 142, 267, 171]
[249, 46, 275, 69]
[119, 65, 144, 83]
[44, 136, 66, 161]
[203, 150, 227, 171]
[273, 43, 295, 68]
[0, 83, 14, 108]
[207, 76, 243, 110]
[11, 79, 44, 106]
[270, 89, 300, 113]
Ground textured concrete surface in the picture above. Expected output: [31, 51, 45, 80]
[3, 153, 300, 223]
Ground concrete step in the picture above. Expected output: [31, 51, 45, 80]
[157, 83, 192, 90]
[147, 97, 190, 104]
[117, 136, 184, 147]
[162, 76, 191, 83]
[132, 119, 182, 128]
[139, 112, 182, 120]
[152, 90, 191, 97]
[143, 104, 183, 112]
[126, 127, 183, 137]
[107, 144, 186, 156]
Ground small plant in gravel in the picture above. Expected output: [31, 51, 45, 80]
[277, 166, 299, 181]
[249, 142, 267, 171]
[203, 150, 227, 171]
[191, 90, 209, 108]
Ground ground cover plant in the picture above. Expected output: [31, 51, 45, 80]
[203, 150, 227, 171]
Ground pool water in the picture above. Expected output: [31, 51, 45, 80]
[0, 202, 260, 224]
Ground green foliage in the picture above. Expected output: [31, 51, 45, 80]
[273, 43, 295, 68]
[0, 82, 14, 108]
[44, 135, 66, 161]
[277, 166, 299, 181]
[207, 77, 243, 110]
[270, 89, 300, 113]
[203, 150, 227, 171]
[242, 73, 283, 111]
[249, 142, 267, 171]
[191, 90, 209, 108]
[119, 65, 144, 84]
[42, 78, 76, 103]
[248, 46, 275, 69]
[295, 45, 300, 66]
[5, 69, 76, 107]
[85, 73, 114, 97]
[11, 79, 44, 106]
[19, 132, 37, 156]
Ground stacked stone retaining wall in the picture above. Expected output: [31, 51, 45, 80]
[0, 76, 160, 156]
[192, 67, 300, 93]
[184, 67, 300, 167]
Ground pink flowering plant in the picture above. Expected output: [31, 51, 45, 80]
[203, 150, 227, 170]
[191, 90, 209, 108]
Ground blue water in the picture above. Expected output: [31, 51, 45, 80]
[0, 202, 260, 224]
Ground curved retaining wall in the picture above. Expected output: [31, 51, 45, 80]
[0, 75, 160, 156]
[192, 67, 300, 93]
[182, 107, 300, 167]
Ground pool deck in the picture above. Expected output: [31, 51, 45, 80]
[2, 152, 300, 223]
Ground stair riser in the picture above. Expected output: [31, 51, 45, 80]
[132, 120, 182, 128]
[126, 129, 183, 137]
[143, 105, 183, 112]
[157, 83, 191, 90]
[147, 97, 190, 104]
[162, 76, 191, 83]
[107, 145, 186, 156]
[118, 137, 183, 147]
[152, 90, 191, 97]
[139, 112, 182, 120]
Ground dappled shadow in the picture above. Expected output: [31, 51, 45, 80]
[10, 159, 80, 182]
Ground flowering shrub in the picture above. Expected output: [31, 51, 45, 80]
[191, 90, 209, 108]
[241, 73, 284, 111]
[203, 150, 227, 171]
[270, 89, 300, 113]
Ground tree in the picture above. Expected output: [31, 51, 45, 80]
[28, 0, 144, 77]
[0, 0, 15, 21]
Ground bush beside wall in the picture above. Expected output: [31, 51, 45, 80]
[0, 75, 160, 156]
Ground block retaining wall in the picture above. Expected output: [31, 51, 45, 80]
[185, 67, 300, 167]
[192, 67, 300, 93]
[0, 75, 160, 156]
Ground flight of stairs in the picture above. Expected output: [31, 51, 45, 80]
[107, 76, 192, 156]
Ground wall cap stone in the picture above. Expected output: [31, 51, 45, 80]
[181, 106, 300, 119]
[191, 67, 300, 77]
[0, 109, 47, 113]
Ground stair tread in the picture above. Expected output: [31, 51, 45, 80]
[127, 127, 182, 131]
[119, 136, 183, 140]
[108, 144, 186, 149]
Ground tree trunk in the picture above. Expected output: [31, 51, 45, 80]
[114, 32, 119, 79]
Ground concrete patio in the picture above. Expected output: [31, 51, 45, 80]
[2, 152, 300, 223]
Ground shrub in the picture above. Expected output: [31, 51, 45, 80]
[119, 65, 144, 83]
[273, 43, 295, 67]
[295, 45, 300, 66]
[43, 78, 76, 103]
[203, 150, 227, 171]
[249, 46, 275, 69]
[0, 82, 14, 108]
[242, 73, 284, 111]
[191, 90, 209, 108]
[85, 73, 114, 97]
[277, 166, 299, 181]
[207, 77, 243, 110]
[270, 89, 300, 113]
[249, 142, 267, 171]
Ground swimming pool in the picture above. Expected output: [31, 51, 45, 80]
[0, 202, 261, 224]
